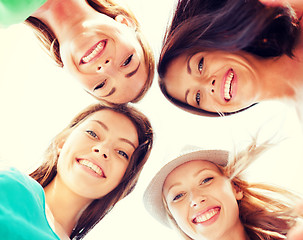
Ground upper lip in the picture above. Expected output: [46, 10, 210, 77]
[79, 40, 107, 65]
[221, 68, 234, 102]
[76, 157, 106, 178]
[191, 206, 220, 223]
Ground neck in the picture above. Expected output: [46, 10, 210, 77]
[32, 0, 94, 42]
[44, 175, 92, 236]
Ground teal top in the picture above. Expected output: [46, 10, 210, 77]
[0, 168, 60, 240]
[0, 0, 47, 27]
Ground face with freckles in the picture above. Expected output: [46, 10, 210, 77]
[59, 14, 148, 104]
[164, 51, 263, 113]
[163, 160, 243, 240]
[56, 109, 139, 200]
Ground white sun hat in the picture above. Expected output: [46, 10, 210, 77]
[143, 145, 229, 227]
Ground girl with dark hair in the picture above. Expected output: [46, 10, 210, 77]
[0, 103, 153, 239]
[158, 0, 303, 117]
[0, 0, 155, 104]
[143, 144, 303, 240]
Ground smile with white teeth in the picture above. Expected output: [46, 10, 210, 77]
[224, 71, 234, 101]
[193, 208, 219, 223]
[78, 159, 104, 177]
[81, 41, 106, 64]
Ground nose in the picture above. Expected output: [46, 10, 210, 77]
[190, 189, 206, 208]
[97, 58, 111, 71]
[92, 144, 109, 159]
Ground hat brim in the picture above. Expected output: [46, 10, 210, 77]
[143, 147, 229, 227]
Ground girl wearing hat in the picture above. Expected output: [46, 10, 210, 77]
[0, 0, 154, 104]
[0, 103, 153, 239]
[157, 0, 303, 118]
[144, 145, 303, 240]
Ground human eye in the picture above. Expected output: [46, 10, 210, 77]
[173, 192, 184, 201]
[198, 57, 204, 72]
[86, 130, 98, 139]
[122, 54, 133, 67]
[200, 177, 213, 185]
[94, 80, 106, 91]
[118, 150, 129, 160]
[196, 91, 201, 106]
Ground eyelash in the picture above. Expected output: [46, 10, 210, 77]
[122, 54, 133, 67]
[86, 130, 98, 139]
[198, 57, 204, 72]
[196, 91, 201, 106]
[94, 80, 106, 91]
[118, 150, 129, 160]
[200, 177, 213, 185]
[173, 193, 184, 201]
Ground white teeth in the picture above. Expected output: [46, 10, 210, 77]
[194, 208, 219, 223]
[224, 72, 234, 100]
[82, 42, 105, 63]
[78, 159, 103, 177]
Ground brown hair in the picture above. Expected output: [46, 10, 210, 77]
[30, 103, 153, 239]
[25, 0, 154, 103]
[158, 0, 300, 116]
[163, 142, 302, 240]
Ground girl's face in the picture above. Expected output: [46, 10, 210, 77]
[163, 160, 243, 240]
[60, 15, 147, 104]
[164, 51, 262, 113]
[56, 109, 139, 200]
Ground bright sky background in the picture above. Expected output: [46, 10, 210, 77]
[0, 0, 303, 239]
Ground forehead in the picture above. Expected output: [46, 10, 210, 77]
[164, 160, 220, 185]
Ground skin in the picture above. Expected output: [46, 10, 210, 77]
[165, 50, 301, 113]
[32, 0, 147, 104]
[163, 160, 245, 240]
[44, 109, 139, 238]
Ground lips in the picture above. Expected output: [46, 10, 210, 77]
[80, 40, 107, 64]
[76, 158, 106, 178]
[221, 69, 237, 102]
[192, 207, 220, 224]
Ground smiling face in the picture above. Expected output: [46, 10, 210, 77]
[163, 160, 243, 240]
[164, 51, 262, 113]
[56, 109, 139, 200]
[60, 15, 148, 104]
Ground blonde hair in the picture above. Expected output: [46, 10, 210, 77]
[25, 0, 154, 103]
[163, 142, 302, 240]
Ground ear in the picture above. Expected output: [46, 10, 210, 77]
[57, 136, 66, 154]
[115, 15, 135, 28]
[232, 182, 244, 200]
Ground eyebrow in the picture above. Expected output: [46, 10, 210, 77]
[104, 88, 116, 97]
[93, 120, 137, 150]
[185, 89, 190, 104]
[125, 62, 140, 78]
[186, 55, 193, 74]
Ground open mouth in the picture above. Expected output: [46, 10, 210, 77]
[77, 159, 105, 178]
[223, 69, 235, 102]
[192, 207, 220, 224]
[80, 40, 107, 64]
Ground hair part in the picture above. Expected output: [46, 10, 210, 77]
[30, 103, 153, 239]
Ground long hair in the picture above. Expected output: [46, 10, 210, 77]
[25, 0, 154, 103]
[158, 0, 301, 116]
[163, 142, 302, 240]
[30, 103, 153, 239]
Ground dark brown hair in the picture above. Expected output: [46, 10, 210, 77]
[158, 0, 301, 116]
[30, 103, 153, 239]
[25, 0, 154, 104]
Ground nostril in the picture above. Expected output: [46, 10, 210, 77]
[97, 66, 101, 71]
[105, 60, 109, 64]
[212, 80, 215, 85]
[211, 89, 214, 93]
[103, 154, 107, 159]
[94, 149, 99, 153]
